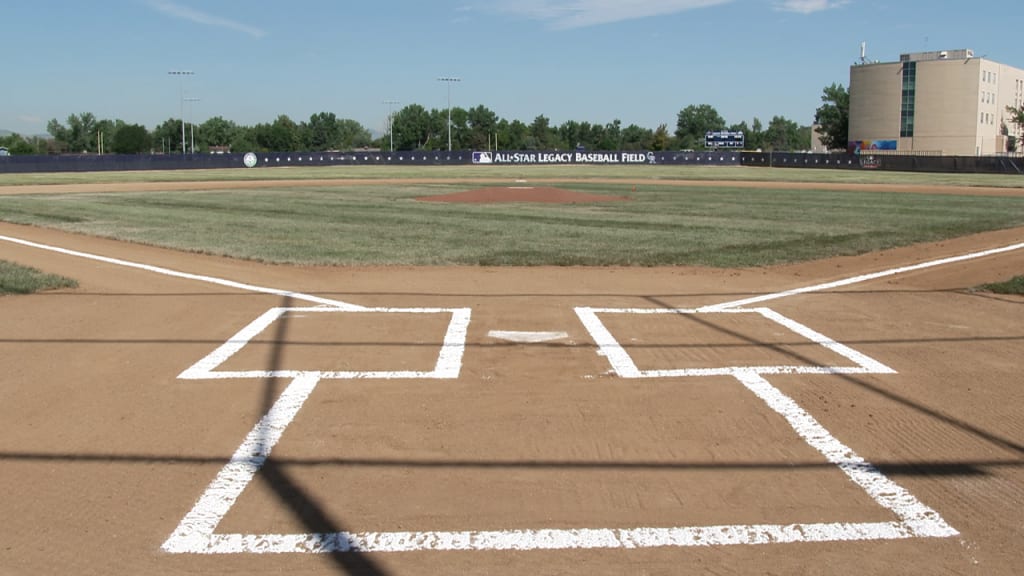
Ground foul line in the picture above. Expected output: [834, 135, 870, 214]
[0, 234, 365, 310]
[701, 242, 1024, 311]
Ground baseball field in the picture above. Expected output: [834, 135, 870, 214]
[0, 165, 1022, 575]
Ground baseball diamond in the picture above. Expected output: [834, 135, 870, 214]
[0, 170, 1022, 576]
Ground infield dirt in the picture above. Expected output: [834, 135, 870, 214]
[0, 179, 1022, 575]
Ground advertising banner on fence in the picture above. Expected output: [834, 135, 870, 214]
[472, 151, 657, 165]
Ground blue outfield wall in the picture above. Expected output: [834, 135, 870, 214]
[1, 150, 1020, 174]
[0, 150, 744, 172]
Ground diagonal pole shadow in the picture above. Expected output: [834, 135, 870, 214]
[643, 294, 1024, 456]
[159, 297, 391, 569]
[249, 296, 391, 575]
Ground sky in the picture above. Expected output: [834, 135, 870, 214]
[2, 0, 1022, 137]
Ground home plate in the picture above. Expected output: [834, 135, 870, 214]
[488, 330, 569, 343]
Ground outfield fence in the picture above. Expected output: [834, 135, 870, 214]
[1, 150, 1021, 174]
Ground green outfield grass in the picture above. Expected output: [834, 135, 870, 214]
[1, 164, 1024, 188]
[0, 260, 78, 294]
[1, 176, 1023, 267]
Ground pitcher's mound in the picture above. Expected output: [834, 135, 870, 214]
[417, 186, 630, 204]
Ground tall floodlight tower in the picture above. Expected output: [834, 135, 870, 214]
[168, 70, 194, 154]
[437, 77, 461, 151]
[383, 99, 399, 152]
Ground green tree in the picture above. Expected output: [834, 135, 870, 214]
[598, 119, 623, 150]
[96, 119, 117, 154]
[528, 115, 554, 149]
[496, 119, 529, 150]
[1007, 105, 1024, 152]
[448, 107, 469, 150]
[305, 112, 341, 150]
[47, 113, 100, 153]
[199, 116, 238, 149]
[0, 133, 38, 154]
[230, 125, 258, 153]
[620, 124, 654, 150]
[675, 104, 726, 149]
[66, 112, 98, 153]
[466, 105, 499, 150]
[728, 121, 750, 149]
[336, 118, 372, 149]
[763, 115, 804, 151]
[392, 104, 434, 150]
[813, 83, 849, 151]
[152, 117, 183, 153]
[254, 115, 301, 151]
[112, 124, 152, 154]
[749, 117, 765, 150]
[651, 124, 671, 151]
[1007, 104, 1024, 130]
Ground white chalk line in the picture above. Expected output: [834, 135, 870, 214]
[6, 232, 979, 553]
[162, 373, 321, 554]
[162, 370, 955, 555]
[734, 371, 956, 539]
[574, 307, 896, 379]
[178, 306, 471, 381]
[0, 234, 365, 310]
[700, 241, 1024, 311]
[163, 304, 954, 554]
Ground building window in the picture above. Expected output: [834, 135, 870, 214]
[900, 62, 916, 138]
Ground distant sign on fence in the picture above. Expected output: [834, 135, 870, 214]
[705, 131, 744, 149]
[472, 151, 656, 165]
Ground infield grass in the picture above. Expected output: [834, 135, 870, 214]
[0, 260, 78, 295]
[2, 178, 1023, 267]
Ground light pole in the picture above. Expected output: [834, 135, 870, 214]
[383, 99, 399, 152]
[168, 70, 194, 154]
[437, 77, 461, 151]
[185, 97, 200, 153]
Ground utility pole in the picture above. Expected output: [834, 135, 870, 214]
[383, 99, 399, 152]
[168, 70, 194, 154]
[185, 97, 200, 153]
[436, 77, 461, 151]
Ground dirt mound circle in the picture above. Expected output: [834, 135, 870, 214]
[416, 186, 630, 204]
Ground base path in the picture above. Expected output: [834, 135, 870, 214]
[0, 221, 1022, 575]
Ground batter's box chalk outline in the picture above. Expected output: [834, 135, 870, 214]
[573, 306, 896, 379]
[162, 305, 956, 555]
[178, 306, 472, 381]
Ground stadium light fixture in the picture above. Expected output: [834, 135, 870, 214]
[168, 70, 194, 155]
[437, 77, 461, 151]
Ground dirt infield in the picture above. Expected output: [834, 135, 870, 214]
[416, 186, 631, 204]
[1, 179, 1023, 575]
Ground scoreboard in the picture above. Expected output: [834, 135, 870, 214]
[705, 131, 745, 149]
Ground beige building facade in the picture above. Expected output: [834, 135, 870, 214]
[849, 49, 1024, 156]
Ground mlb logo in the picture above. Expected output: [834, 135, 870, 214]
[472, 151, 493, 164]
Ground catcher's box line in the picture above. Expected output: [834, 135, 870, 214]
[162, 305, 955, 554]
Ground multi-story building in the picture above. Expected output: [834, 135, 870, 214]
[849, 49, 1024, 156]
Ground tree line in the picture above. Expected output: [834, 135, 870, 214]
[0, 84, 884, 155]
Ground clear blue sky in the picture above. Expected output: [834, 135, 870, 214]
[2, 0, 1021, 136]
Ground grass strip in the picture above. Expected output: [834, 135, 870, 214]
[977, 276, 1024, 295]
[0, 260, 78, 294]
